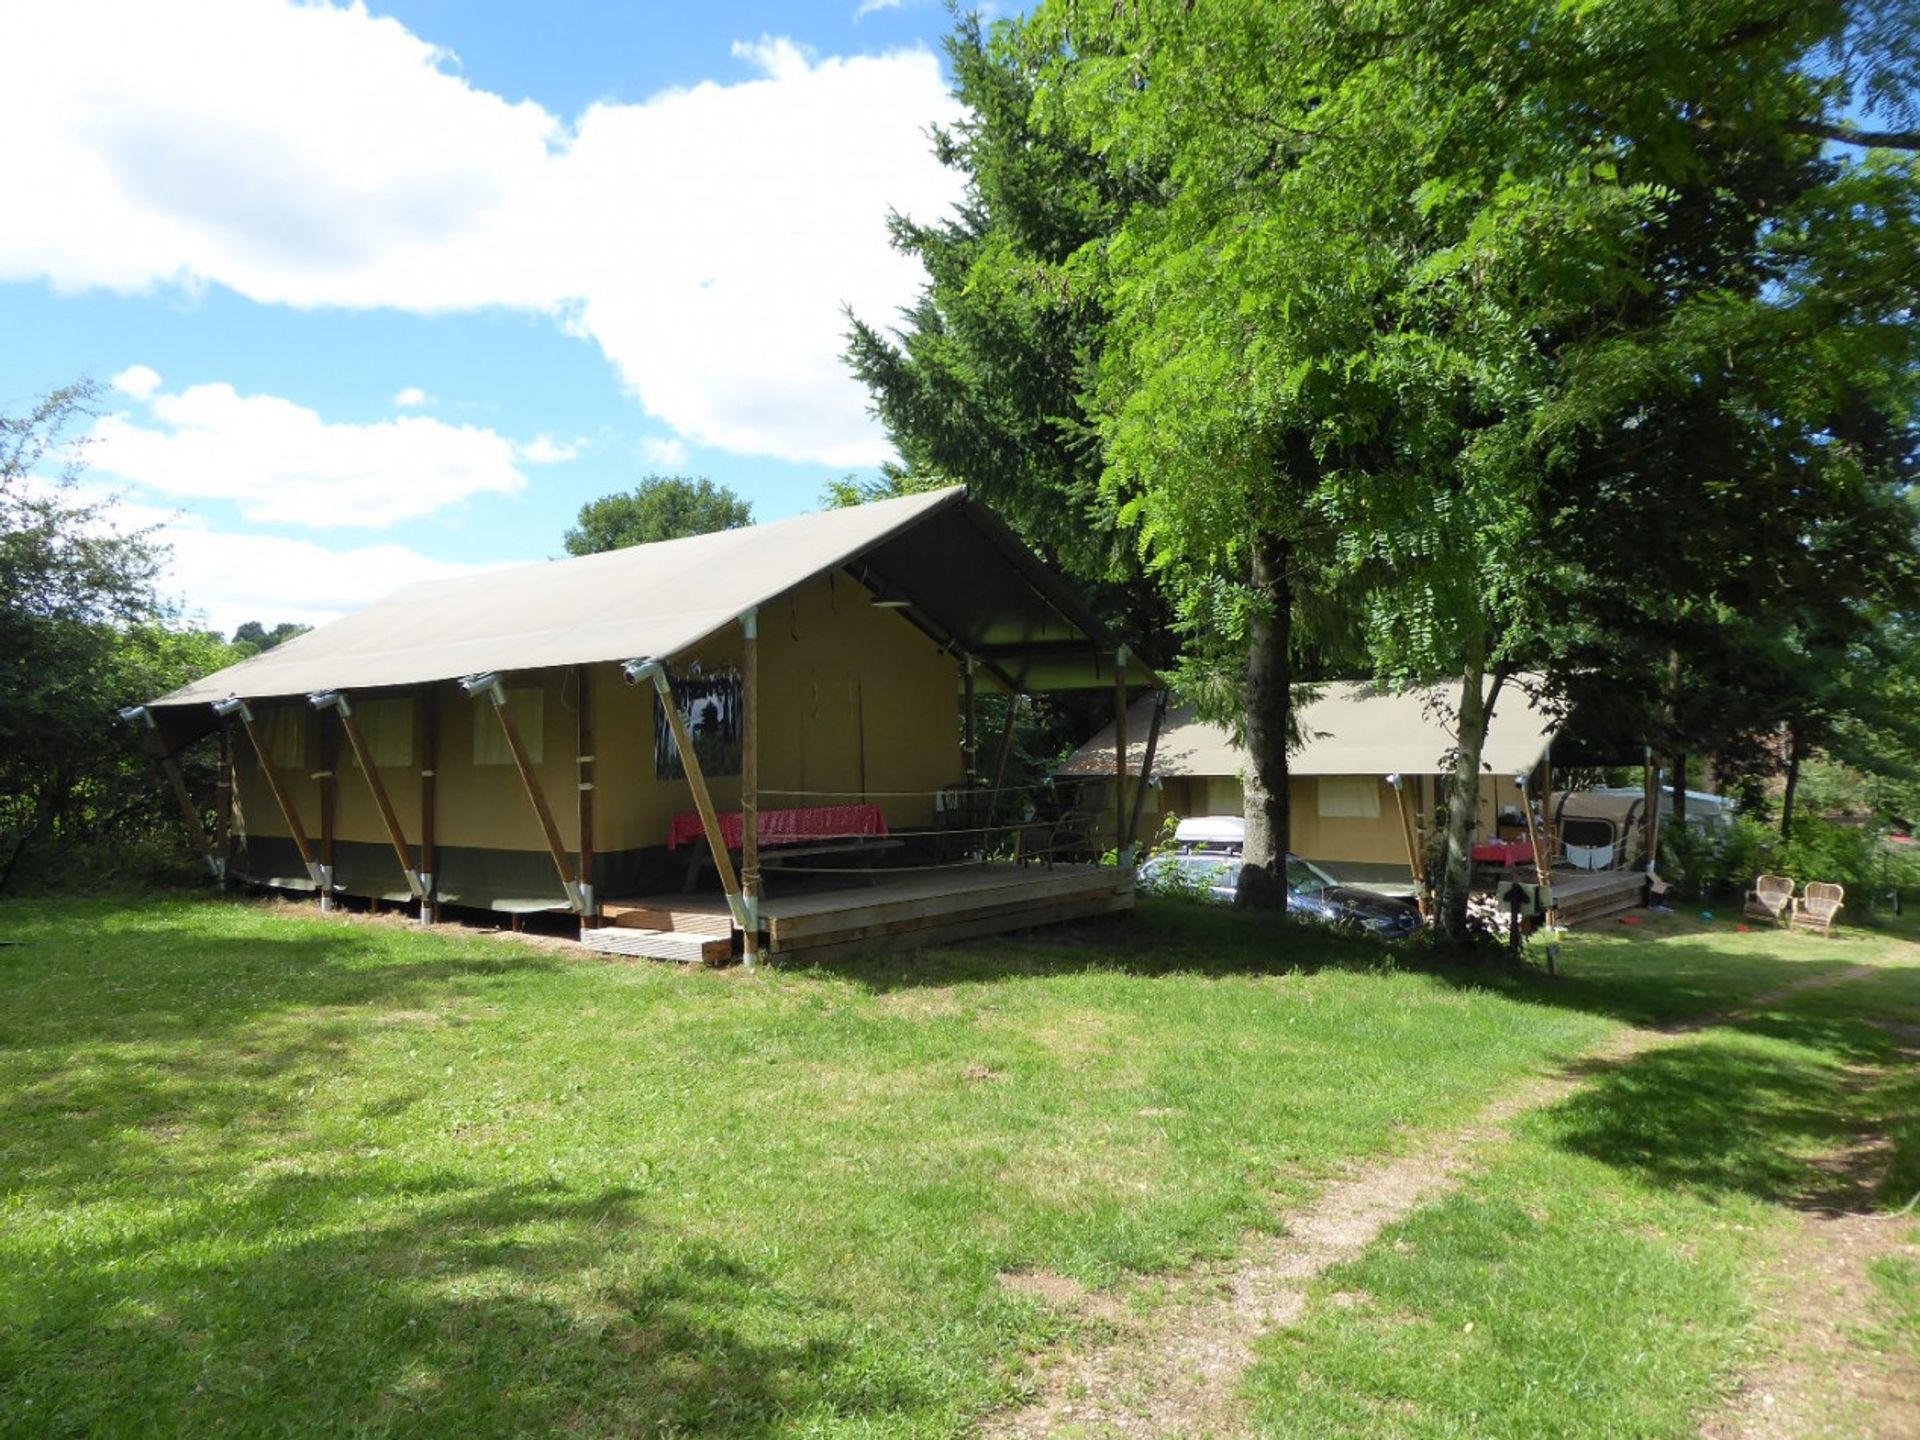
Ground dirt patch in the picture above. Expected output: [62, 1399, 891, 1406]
[1701, 1031, 1920, 1440]
[980, 964, 1885, 1439]
[1700, 1213, 1920, 1440]
[999, 1270, 1130, 1325]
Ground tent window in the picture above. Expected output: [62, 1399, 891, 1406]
[474, 687, 544, 766]
[255, 704, 308, 771]
[348, 698, 413, 770]
[1317, 776, 1381, 819]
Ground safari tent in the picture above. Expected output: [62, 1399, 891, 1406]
[1059, 682, 1561, 890]
[133, 488, 1159, 963]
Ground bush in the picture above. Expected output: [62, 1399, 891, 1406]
[1660, 816, 1781, 901]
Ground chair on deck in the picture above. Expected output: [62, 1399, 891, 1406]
[1791, 882, 1845, 937]
[1743, 874, 1795, 927]
[1034, 777, 1111, 864]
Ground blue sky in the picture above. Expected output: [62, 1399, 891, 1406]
[1, 0, 973, 632]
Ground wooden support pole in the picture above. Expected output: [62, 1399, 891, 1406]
[1112, 648, 1130, 862]
[154, 743, 218, 875]
[213, 723, 232, 886]
[983, 693, 1024, 830]
[235, 709, 320, 881]
[651, 667, 744, 913]
[418, 686, 438, 923]
[317, 706, 337, 910]
[963, 656, 978, 789]
[741, 611, 761, 968]
[1123, 688, 1167, 856]
[1390, 775, 1427, 910]
[330, 701, 423, 899]
[576, 665, 596, 929]
[477, 681, 584, 912]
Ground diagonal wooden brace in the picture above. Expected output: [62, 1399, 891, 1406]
[459, 674, 587, 915]
[309, 691, 426, 900]
[622, 657, 746, 930]
[214, 696, 326, 890]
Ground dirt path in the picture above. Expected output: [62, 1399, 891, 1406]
[1701, 1016, 1920, 1440]
[983, 963, 1885, 1440]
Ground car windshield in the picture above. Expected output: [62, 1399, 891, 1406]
[1284, 858, 1332, 895]
[1155, 856, 1241, 887]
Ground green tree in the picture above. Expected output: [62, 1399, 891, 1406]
[230, 620, 310, 656]
[562, 476, 752, 555]
[1, 383, 241, 892]
[1026, 0, 1920, 937]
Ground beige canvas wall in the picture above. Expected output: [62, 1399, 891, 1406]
[230, 570, 964, 866]
[1134, 771, 1515, 871]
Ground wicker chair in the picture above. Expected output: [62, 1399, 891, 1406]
[1791, 882, 1845, 938]
[1743, 874, 1795, 926]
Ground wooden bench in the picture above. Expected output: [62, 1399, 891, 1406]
[681, 835, 903, 891]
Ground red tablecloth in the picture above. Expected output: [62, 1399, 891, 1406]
[667, 803, 889, 851]
[1472, 839, 1542, 867]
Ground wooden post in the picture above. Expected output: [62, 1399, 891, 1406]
[234, 708, 320, 882]
[1518, 774, 1549, 890]
[741, 611, 760, 968]
[651, 667, 744, 912]
[214, 723, 232, 887]
[418, 686, 438, 924]
[1112, 648, 1130, 863]
[328, 699, 423, 900]
[983, 693, 1024, 830]
[316, 705, 336, 910]
[154, 744, 218, 876]
[963, 654, 978, 791]
[576, 666, 596, 930]
[477, 680, 585, 912]
[1123, 688, 1167, 856]
[1390, 775, 1429, 911]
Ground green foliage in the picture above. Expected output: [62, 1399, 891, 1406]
[561, 475, 751, 555]
[0, 383, 242, 894]
[229, 619, 309, 657]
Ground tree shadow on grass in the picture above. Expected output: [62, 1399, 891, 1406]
[794, 897, 1881, 1039]
[1539, 1011, 1914, 1210]
[1, 1172, 866, 1436]
[0, 895, 562, 1054]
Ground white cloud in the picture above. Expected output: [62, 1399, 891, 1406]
[44, 484, 484, 634]
[392, 386, 430, 408]
[854, 0, 906, 18]
[638, 435, 691, 469]
[164, 524, 486, 634]
[111, 364, 163, 400]
[516, 434, 582, 465]
[90, 379, 528, 527]
[0, 1, 964, 466]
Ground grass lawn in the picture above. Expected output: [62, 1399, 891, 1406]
[0, 893, 1911, 1436]
[1247, 917, 1920, 1438]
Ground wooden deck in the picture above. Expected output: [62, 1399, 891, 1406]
[588, 863, 1134, 963]
[1470, 866, 1644, 928]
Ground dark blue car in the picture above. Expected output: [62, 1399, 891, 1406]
[1138, 850, 1423, 937]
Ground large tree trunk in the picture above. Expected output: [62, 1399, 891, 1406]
[1779, 727, 1804, 837]
[1238, 531, 1293, 910]
[1436, 629, 1502, 940]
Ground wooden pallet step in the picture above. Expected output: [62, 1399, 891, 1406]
[581, 926, 732, 964]
[601, 903, 732, 937]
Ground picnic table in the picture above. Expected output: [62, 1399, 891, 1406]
[669, 804, 896, 891]
[1471, 838, 1543, 868]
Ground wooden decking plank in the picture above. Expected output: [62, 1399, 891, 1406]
[767, 868, 1129, 943]
[771, 891, 1131, 961]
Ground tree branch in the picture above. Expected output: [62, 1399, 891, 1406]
[1784, 119, 1920, 151]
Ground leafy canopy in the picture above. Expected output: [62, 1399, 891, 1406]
[562, 476, 752, 555]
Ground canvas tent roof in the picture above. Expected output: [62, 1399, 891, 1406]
[146, 488, 1155, 749]
[1061, 679, 1559, 780]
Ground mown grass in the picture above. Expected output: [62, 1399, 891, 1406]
[1246, 920, 1920, 1439]
[0, 893, 1903, 1436]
